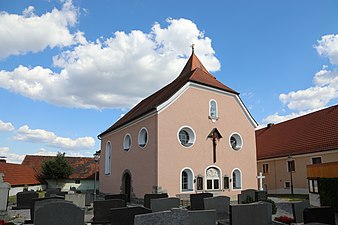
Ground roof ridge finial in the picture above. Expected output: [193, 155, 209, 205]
[190, 43, 195, 54]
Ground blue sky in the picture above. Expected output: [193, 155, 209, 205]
[1, 0, 338, 163]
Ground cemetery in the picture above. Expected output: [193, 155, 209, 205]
[0, 179, 337, 225]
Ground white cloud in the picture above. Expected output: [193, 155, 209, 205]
[0, 120, 15, 132]
[0, 18, 219, 109]
[316, 34, 338, 65]
[13, 125, 95, 150]
[0, 0, 86, 59]
[0, 147, 25, 164]
[262, 33, 338, 125]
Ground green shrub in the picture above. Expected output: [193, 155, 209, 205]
[319, 178, 338, 211]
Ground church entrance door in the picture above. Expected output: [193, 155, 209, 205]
[122, 172, 131, 202]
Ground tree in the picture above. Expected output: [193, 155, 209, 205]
[41, 152, 73, 180]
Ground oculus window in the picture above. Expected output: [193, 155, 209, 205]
[178, 126, 195, 147]
[138, 128, 148, 148]
[230, 133, 243, 150]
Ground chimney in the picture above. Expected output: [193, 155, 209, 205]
[267, 123, 274, 128]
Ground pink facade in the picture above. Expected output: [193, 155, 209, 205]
[99, 52, 258, 200]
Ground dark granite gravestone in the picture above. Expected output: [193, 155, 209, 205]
[13, 191, 39, 209]
[143, 193, 168, 209]
[292, 200, 310, 223]
[237, 189, 257, 204]
[110, 206, 152, 225]
[25, 196, 65, 223]
[188, 209, 217, 225]
[93, 199, 126, 224]
[303, 207, 335, 225]
[45, 188, 61, 197]
[105, 193, 128, 202]
[190, 193, 213, 210]
[134, 208, 189, 225]
[34, 201, 84, 225]
[256, 190, 268, 201]
[150, 197, 180, 212]
[204, 196, 230, 222]
[230, 202, 272, 225]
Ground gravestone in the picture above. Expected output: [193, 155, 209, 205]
[204, 195, 230, 221]
[110, 206, 152, 225]
[256, 190, 268, 201]
[0, 173, 10, 221]
[150, 197, 180, 212]
[292, 200, 310, 223]
[0, 173, 10, 211]
[143, 193, 168, 209]
[303, 207, 335, 225]
[237, 189, 257, 204]
[45, 188, 61, 197]
[65, 193, 86, 208]
[190, 193, 213, 210]
[93, 199, 126, 223]
[25, 196, 65, 223]
[105, 193, 128, 202]
[230, 202, 272, 225]
[35, 201, 84, 225]
[188, 209, 217, 225]
[134, 208, 189, 225]
[13, 191, 39, 209]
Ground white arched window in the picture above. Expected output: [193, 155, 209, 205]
[232, 169, 242, 189]
[181, 168, 194, 192]
[105, 141, 111, 175]
[209, 100, 218, 120]
[206, 167, 221, 190]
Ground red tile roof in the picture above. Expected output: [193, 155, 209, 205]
[99, 52, 238, 137]
[0, 160, 41, 186]
[22, 155, 99, 179]
[256, 105, 338, 160]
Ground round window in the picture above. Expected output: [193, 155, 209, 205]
[230, 133, 243, 150]
[138, 128, 148, 148]
[178, 126, 195, 147]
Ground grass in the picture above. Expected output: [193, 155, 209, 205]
[268, 194, 309, 201]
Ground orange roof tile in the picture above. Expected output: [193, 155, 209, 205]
[99, 52, 238, 137]
[22, 155, 99, 179]
[256, 105, 338, 160]
[0, 160, 40, 186]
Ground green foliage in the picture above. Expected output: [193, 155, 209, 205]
[262, 199, 277, 214]
[319, 178, 338, 211]
[41, 152, 73, 180]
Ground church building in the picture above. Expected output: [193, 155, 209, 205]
[98, 49, 258, 201]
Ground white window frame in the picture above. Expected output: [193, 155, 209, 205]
[284, 181, 291, 189]
[138, 127, 148, 148]
[180, 167, 194, 192]
[177, 126, 196, 148]
[229, 132, 243, 151]
[205, 166, 222, 191]
[123, 133, 132, 151]
[209, 99, 218, 121]
[232, 168, 242, 190]
[105, 141, 111, 175]
[287, 160, 295, 172]
[262, 163, 269, 174]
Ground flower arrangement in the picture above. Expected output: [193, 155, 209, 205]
[274, 216, 294, 224]
[0, 220, 8, 225]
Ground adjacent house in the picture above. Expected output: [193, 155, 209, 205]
[0, 158, 44, 196]
[256, 104, 338, 194]
[98, 50, 258, 201]
[22, 155, 99, 192]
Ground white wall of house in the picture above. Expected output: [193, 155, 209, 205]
[46, 179, 98, 192]
[9, 184, 46, 196]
